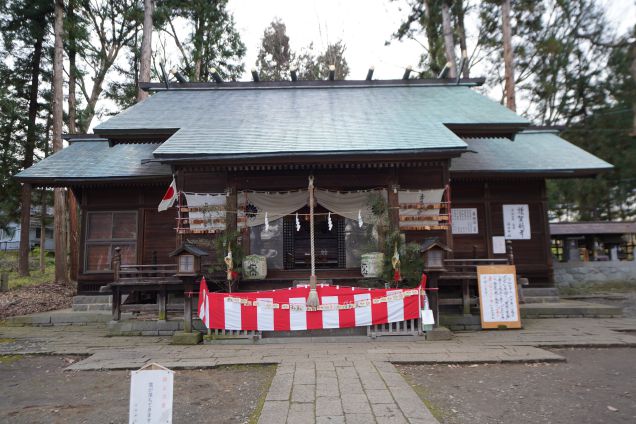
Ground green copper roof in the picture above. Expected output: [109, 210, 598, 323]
[94, 85, 528, 157]
[451, 130, 613, 175]
[15, 140, 171, 183]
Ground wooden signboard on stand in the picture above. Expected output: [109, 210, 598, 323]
[476, 265, 522, 329]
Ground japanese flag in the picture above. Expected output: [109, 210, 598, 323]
[158, 178, 177, 212]
[198, 277, 209, 327]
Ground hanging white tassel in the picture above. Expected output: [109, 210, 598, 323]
[327, 212, 333, 231]
[264, 211, 269, 232]
[296, 212, 301, 231]
[357, 209, 363, 228]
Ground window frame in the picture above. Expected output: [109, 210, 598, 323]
[83, 210, 138, 273]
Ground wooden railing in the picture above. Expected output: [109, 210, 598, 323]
[367, 319, 421, 338]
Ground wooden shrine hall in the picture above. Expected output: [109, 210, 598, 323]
[15, 77, 612, 322]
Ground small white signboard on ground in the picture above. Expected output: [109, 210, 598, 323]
[477, 265, 522, 329]
[129, 363, 174, 424]
[451, 208, 479, 234]
[503, 204, 531, 240]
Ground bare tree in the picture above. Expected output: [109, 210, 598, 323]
[441, 0, 457, 77]
[137, 0, 153, 102]
[76, 1, 140, 132]
[53, 0, 68, 283]
[453, 0, 469, 77]
[502, 0, 517, 111]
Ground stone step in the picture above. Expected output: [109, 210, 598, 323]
[522, 287, 559, 297]
[3, 309, 132, 326]
[72, 295, 112, 305]
[522, 296, 561, 304]
[261, 326, 367, 338]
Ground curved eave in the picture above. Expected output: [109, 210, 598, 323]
[451, 166, 614, 179]
[14, 174, 172, 188]
[150, 147, 467, 165]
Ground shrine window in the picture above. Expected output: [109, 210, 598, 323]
[84, 211, 137, 272]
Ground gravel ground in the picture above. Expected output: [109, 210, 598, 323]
[0, 355, 275, 424]
[399, 348, 636, 424]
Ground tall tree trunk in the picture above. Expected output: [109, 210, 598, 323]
[137, 0, 153, 102]
[630, 34, 636, 136]
[18, 19, 46, 277]
[67, 1, 77, 134]
[502, 0, 517, 111]
[453, 0, 469, 77]
[66, 3, 80, 282]
[441, 0, 457, 78]
[40, 115, 51, 273]
[53, 0, 68, 284]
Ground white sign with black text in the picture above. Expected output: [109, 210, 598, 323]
[451, 208, 479, 234]
[503, 204, 531, 240]
[129, 363, 174, 424]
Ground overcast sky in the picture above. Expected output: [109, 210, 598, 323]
[227, 0, 636, 81]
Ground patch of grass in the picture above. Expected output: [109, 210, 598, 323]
[558, 282, 636, 296]
[0, 251, 55, 290]
[0, 354, 23, 364]
[0, 338, 16, 343]
[400, 369, 449, 422]
[248, 364, 277, 424]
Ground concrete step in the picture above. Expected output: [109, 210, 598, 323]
[520, 301, 622, 318]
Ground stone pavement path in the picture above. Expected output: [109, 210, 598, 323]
[2, 317, 636, 423]
[259, 359, 438, 424]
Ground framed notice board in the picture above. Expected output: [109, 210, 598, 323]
[476, 265, 522, 329]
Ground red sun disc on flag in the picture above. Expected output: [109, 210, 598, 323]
[163, 186, 174, 201]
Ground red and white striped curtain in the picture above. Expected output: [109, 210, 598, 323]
[201, 285, 422, 331]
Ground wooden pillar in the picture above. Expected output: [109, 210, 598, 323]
[183, 282, 193, 333]
[484, 182, 494, 258]
[429, 272, 440, 327]
[442, 161, 453, 256]
[387, 172, 399, 234]
[111, 286, 121, 321]
[157, 287, 167, 321]
[462, 279, 470, 315]
[68, 188, 80, 282]
[226, 181, 237, 232]
[540, 180, 554, 285]
[111, 247, 122, 321]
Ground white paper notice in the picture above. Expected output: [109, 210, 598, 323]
[492, 236, 506, 254]
[478, 273, 519, 323]
[451, 208, 479, 234]
[503, 204, 531, 240]
[129, 366, 174, 424]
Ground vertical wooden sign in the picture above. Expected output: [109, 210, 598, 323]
[476, 265, 522, 329]
[129, 363, 174, 424]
